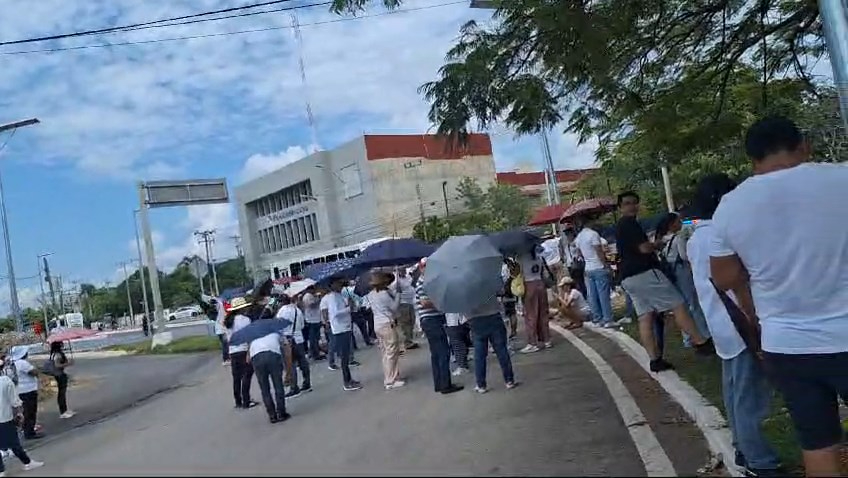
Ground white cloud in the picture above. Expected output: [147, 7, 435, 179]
[240, 145, 316, 183]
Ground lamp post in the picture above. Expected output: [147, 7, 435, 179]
[133, 210, 151, 334]
[0, 118, 40, 331]
[819, 0, 848, 133]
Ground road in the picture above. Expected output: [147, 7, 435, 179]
[19, 327, 713, 477]
[29, 320, 214, 354]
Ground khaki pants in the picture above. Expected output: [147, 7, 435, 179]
[375, 322, 401, 386]
[282, 340, 294, 386]
[397, 304, 416, 347]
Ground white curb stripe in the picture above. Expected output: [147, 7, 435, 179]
[551, 323, 677, 477]
[585, 325, 741, 477]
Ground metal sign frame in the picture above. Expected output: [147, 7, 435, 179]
[144, 178, 229, 208]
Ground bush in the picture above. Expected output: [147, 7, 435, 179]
[107, 335, 220, 355]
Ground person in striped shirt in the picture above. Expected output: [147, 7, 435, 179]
[415, 258, 463, 395]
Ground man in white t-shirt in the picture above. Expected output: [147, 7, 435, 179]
[11, 346, 41, 440]
[278, 294, 311, 397]
[710, 116, 848, 477]
[300, 288, 325, 360]
[687, 174, 780, 476]
[320, 279, 362, 391]
[574, 219, 614, 327]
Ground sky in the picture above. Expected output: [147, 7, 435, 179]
[0, 0, 600, 314]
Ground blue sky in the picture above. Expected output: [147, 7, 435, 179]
[0, 0, 600, 312]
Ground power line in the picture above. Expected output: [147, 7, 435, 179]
[0, 0, 300, 47]
[0, 1, 466, 56]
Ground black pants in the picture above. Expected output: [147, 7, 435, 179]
[333, 331, 354, 385]
[56, 374, 69, 414]
[363, 309, 376, 340]
[446, 323, 471, 370]
[19, 391, 37, 438]
[217, 334, 229, 362]
[229, 351, 253, 407]
[351, 310, 372, 347]
[288, 340, 311, 389]
[251, 351, 287, 419]
[421, 316, 452, 393]
[569, 266, 587, 297]
[0, 421, 30, 472]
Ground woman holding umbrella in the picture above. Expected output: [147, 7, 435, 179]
[224, 297, 258, 410]
[367, 272, 405, 390]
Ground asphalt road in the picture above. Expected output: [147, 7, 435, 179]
[29, 322, 214, 354]
[28, 353, 213, 449]
[21, 334, 663, 477]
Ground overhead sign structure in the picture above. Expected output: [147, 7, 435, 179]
[138, 179, 229, 347]
[145, 178, 228, 208]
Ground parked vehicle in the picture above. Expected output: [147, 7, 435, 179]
[168, 305, 201, 321]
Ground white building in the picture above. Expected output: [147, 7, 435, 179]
[234, 133, 497, 280]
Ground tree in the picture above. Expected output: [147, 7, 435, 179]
[330, 0, 824, 145]
[412, 177, 532, 242]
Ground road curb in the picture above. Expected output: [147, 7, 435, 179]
[582, 324, 741, 477]
[550, 323, 676, 477]
[31, 350, 130, 360]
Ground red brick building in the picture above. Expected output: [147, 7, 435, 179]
[496, 169, 596, 204]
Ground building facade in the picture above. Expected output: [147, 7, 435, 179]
[235, 134, 496, 280]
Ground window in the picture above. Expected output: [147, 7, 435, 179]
[279, 224, 289, 249]
[305, 215, 315, 242]
[290, 262, 301, 277]
[273, 225, 282, 252]
[285, 221, 295, 247]
[297, 217, 307, 244]
[340, 164, 363, 199]
[311, 214, 320, 240]
[264, 228, 272, 253]
[293, 220, 302, 246]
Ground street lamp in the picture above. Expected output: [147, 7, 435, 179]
[0, 118, 40, 331]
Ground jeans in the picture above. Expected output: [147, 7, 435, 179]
[584, 268, 613, 324]
[672, 263, 711, 347]
[251, 351, 287, 419]
[229, 351, 254, 407]
[469, 314, 514, 389]
[304, 322, 323, 359]
[19, 391, 37, 438]
[722, 350, 780, 470]
[56, 374, 69, 414]
[333, 331, 354, 385]
[288, 341, 311, 389]
[0, 421, 30, 472]
[217, 334, 229, 362]
[421, 316, 452, 392]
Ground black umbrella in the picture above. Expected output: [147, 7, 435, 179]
[355, 238, 435, 269]
[229, 318, 292, 347]
[486, 229, 542, 255]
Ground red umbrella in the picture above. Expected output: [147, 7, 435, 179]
[47, 328, 98, 343]
[527, 204, 569, 226]
[561, 197, 617, 221]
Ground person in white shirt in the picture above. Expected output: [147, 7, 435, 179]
[687, 173, 781, 476]
[277, 294, 311, 397]
[300, 288, 325, 361]
[208, 297, 229, 366]
[321, 279, 362, 391]
[223, 297, 257, 410]
[0, 357, 42, 475]
[366, 272, 404, 389]
[391, 268, 418, 350]
[556, 277, 588, 329]
[9, 347, 41, 440]
[561, 227, 587, 297]
[540, 236, 563, 281]
[709, 116, 848, 477]
[247, 321, 290, 424]
[574, 219, 614, 327]
[518, 247, 553, 353]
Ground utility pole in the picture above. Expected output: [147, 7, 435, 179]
[230, 235, 247, 288]
[194, 230, 219, 296]
[117, 261, 134, 326]
[133, 210, 151, 331]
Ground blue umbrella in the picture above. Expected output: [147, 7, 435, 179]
[422, 235, 504, 314]
[229, 318, 292, 347]
[302, 257, 361, 285]
[354, 238, 435, 268]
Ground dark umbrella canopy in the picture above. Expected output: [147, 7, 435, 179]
[355, 238, 435, 269]
[303, 257, 361, 285]
[422, 235, 504, 314]
[229, 318, 292, 347]
[486, 229, 541, 255]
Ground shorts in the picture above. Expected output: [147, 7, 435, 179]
[620, 269, 684, 317]
[763, 351, 848, 450]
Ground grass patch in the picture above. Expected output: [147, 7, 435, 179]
[106, 335, 221, 355]
[616, 311, 803, 473]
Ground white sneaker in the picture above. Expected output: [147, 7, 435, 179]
[60, 411, 75, 419]
[474, 386, 488, 394]
[616, 317, 633, 325]
[0, 471, 6, 476]
[519, 344, 540, 354]
[23, 460, 44, 471]
[451, 367, 468, 377]
[543, 342, 553, 349]
[384, 380, 406, 390]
